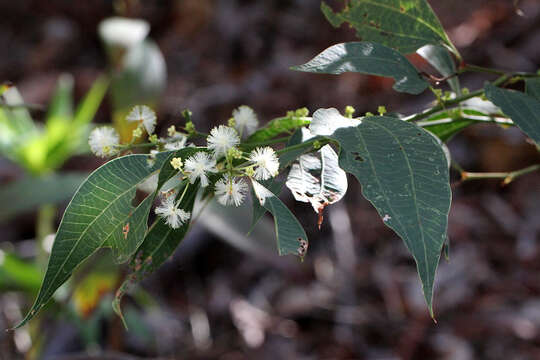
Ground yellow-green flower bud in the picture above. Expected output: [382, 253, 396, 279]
[132, 127, 143, 139]
[377, 105, 387, 115]
[344, 105, 356, 118]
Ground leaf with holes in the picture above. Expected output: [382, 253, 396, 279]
[312, 108, 451, 316]
[286, 145, 348, 215]
[14, 152, 174, 328]
[484, 84, 540, 146]
[321, 0, 459, 57]
[292, 42, 428, 94]
[251, 179, 308, 258]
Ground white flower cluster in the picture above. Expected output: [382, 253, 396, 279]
[126, 105, 157, 135]
[155, 196, 191, 229]
[89, 104, 283, 231]
[88, 127, 120, 158]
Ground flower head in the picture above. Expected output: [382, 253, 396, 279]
[184, 152, 217, 187]
[155, 196, 191, 229]
[215, 174, 248, 207]
[89, 127, 120, 158]
[126, 105, 157, 135]
[232, 105, 258, 137]
[249, 147, 279, 180]
[207, 125, 239, 157]
[170, 157, 183, 170]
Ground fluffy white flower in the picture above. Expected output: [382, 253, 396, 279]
[163, 134, 187, 151]
[126, 105, 157, 135]
[233, 105, 258, 137]
[89, 126, 120, 158]
[207, 125, 240, 157]
[155, 196, 191, 229]
[249, 147, 279, 180]
[215, 174, 248, 207]
[184, 152, 216, 187]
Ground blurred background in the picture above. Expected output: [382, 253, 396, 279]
[1, 0, 540, 359]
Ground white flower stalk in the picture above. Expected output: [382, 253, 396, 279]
[155, 197, 191, 229]
[233, 105, 258, 137]
[207, 125, 239, 157]
[89, 127, 120, 158]
[249, 147, 279, 180]
[215, 174, 248, 207]
[184, 152, 216, 187]
[126, 105, 157, 135]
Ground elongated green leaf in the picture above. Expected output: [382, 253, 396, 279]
[312, 108, 451, 316]
[249, 178, 283, 232]
[292, 42, 428, 95]
[73, 76, 109, 127]
[15, 152, 172, 328]
[113, 181, 199, 325]
[286, 145, 348, 213]
[484, 84, 540, 145]
[247, 115, 310, 143]
[46, 74, 74, 123]
[525, 78, 540, 101]
[417, 45, 460, 94]
[321, 0, 458, 56]
[0, 173, 89, 222]
[0, 251, 42, 293]
[416, 111, 474, 142]
[251, 179, 308, 258]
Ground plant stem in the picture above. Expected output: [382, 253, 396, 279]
[243, 136, 291, 148]
[461, 164, 540, 185]
[36, 204, 55, 268]
[460, 64, 508, 76]
[404, 74, 511, 123]
[276, 138, 328, 156]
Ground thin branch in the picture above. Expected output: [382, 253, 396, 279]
[461, 164, 540, 185]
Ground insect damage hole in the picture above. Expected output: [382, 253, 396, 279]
[297, 238, 308, 257]
[352, 152, 364, 162]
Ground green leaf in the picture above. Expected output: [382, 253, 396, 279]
[525, 78, 540, 101]
[286, 145, 348, 213]
[0, 251, 42, 293]
[15, 152, 172, 328]
[313, 108, 451, 316]
[417, 111, 474, 142]
[113, 180, 199, 326]
[484, 84, 540, 145]
[249, 178, 283, 233]
[321, 0, 459, 57]
[251, 179, 308, 258]
[417, 45, 460, 94]
[292, 42, 429, 95]
[246, 115, 310, 143]
[46, 74, 74, 123]
[0, 173, 89, 222]
[73, 76, 109, 127]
